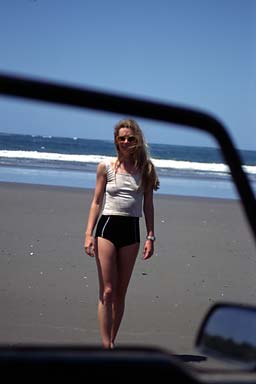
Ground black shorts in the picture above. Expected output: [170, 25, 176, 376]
[95, 215, 140, 249]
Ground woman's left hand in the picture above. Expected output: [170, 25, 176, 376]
[143, 239, 154, 260]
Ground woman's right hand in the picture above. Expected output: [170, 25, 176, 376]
[84, 234, 95, 257]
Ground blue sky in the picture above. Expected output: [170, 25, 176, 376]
[0, 0, 255, 149]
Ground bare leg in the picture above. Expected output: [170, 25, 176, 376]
[95, 237, 117, 349]
[111, 242, 140, 346]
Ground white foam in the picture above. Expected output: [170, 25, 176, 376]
[0, 150, 255, 175]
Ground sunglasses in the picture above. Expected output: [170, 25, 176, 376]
[117, 135, 137, 143]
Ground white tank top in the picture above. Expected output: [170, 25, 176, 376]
[102, 161, 143, 217]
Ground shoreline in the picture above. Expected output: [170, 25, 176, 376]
[0, 164, 242, 200]
[0, 181, 255, 355]
[0, 173, 239, 201]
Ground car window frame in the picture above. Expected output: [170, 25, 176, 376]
[0, 72, 255, 242]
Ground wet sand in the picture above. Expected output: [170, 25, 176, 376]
[0, 182, 255, 356]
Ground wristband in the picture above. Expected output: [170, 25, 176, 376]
[146, 235, 156, 241]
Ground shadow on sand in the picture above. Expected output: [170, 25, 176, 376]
[174, 354, 207, 363]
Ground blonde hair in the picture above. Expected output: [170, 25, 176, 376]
[114, 119, 160, 191]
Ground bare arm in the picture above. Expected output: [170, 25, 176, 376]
[142, 187, 155, 260]
[84, 162, 106, 257]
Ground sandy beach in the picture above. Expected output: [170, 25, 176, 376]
[0, 181, 255, 356]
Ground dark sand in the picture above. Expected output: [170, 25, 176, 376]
[0, 182, 255, 356]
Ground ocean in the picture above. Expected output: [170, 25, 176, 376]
[0, 132, 255, 200]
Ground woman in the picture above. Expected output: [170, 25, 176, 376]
[84, 118, 159, 349]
